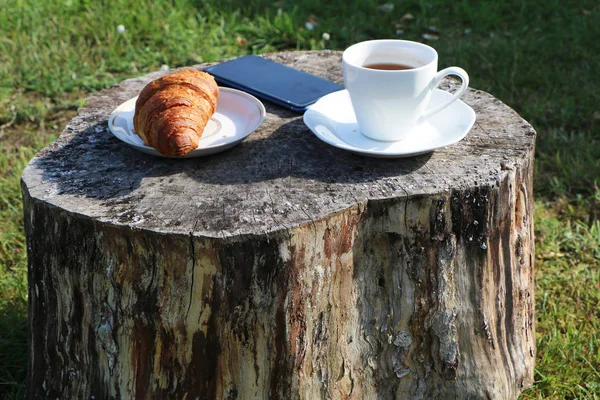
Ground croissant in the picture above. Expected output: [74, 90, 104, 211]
[133, 69, 219, 156]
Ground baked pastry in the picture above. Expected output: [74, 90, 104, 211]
[133, 69, 219, 156]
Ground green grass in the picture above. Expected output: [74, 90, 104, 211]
[533, 203, 600, 399]
[1, 0, 599, 398]
[0, 143, 39, 398]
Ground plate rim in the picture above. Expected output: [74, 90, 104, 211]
[108, 87, 266, 158]
[303, 89, 476, 158]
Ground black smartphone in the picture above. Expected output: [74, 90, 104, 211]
[204, 55, 344, 113]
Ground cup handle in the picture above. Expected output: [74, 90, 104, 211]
[420, 67, 469, 121]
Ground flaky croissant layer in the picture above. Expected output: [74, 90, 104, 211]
[133, 69, 219, 156]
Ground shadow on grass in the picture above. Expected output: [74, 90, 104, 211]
[0, 297, 27, 399]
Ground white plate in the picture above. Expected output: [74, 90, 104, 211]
[303, 89, 476, 158]
[108, 87, 266, 158]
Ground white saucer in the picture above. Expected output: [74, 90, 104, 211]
[303, 89, 476, 158]
[108, 87, 266, 158]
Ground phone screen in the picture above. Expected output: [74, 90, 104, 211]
[204, 55, 343, 112]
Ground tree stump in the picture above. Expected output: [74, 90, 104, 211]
[22, 51, 536, 399]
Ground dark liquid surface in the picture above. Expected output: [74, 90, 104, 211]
[363, 62, 414, 70]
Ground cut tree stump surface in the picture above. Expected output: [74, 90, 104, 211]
[23, 50, 537, 399]
[23, 51, 535, 237]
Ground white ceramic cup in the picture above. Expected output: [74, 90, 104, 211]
[342, 39, 469, 141]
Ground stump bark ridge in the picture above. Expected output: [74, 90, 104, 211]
[22, 50, 536, 399]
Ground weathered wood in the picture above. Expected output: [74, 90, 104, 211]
[22, 50, 536, 399]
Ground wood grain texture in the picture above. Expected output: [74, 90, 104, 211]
[22, 50, 536, 399]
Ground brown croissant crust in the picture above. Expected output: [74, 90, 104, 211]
[133, 69, 219, 156]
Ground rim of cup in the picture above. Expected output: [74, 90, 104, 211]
[342, 39, 438, 72]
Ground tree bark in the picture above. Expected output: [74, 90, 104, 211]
[22, 51, 536, 399]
